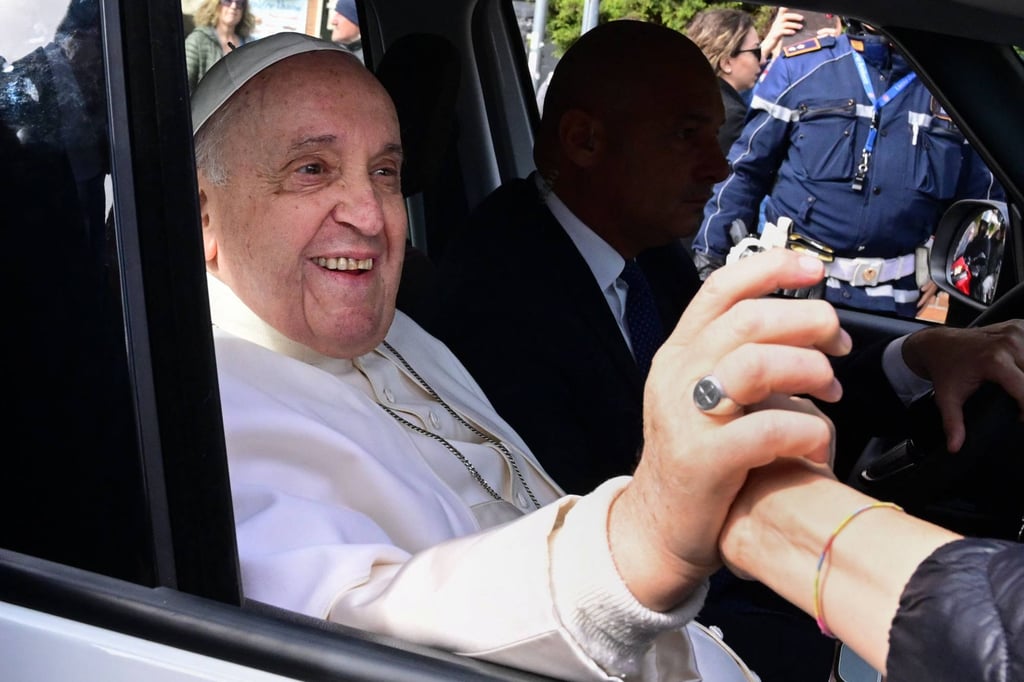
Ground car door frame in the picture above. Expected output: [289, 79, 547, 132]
[1, 0, 554, 678]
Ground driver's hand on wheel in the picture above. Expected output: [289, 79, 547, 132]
[902, 320, 1024, 452]
[916, 280, 939, 314]
[607, 249, 850, 612]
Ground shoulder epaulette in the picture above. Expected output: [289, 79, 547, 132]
[782, 35, 837, 58]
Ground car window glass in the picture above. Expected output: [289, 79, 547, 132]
[516, 6, 1005, 325]
[1, 0, 152, 583]
[180, 0, 332, 53]
[512, 1, 555, 110]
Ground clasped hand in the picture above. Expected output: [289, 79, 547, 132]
[608, 249, 850, 612]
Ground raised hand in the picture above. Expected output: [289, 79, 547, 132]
[608, 249, 851, 611]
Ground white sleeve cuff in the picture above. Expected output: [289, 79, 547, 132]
[883, 335, 934, 405]
[551, 476, 708, 679]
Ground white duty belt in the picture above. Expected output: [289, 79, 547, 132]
[824, 253, 917, 287]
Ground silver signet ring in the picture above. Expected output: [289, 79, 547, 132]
[693, 375, 741, 416]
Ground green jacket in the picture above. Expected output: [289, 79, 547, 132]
[185, 27, 254, 93]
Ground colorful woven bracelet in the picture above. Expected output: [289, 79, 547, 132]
[814, 501, 903, 638]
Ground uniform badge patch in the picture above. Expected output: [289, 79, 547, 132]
[783, 37, 824, 58]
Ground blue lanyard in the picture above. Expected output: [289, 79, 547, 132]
[850, 50, 917, 191]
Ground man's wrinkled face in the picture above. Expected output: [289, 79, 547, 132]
[595, 63, 729, 254]
[200, 52, 406, 358]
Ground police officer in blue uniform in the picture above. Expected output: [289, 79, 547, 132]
[692, 20, 1001, 317]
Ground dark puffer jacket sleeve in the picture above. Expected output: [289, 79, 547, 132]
[886, 538, 1024, 682]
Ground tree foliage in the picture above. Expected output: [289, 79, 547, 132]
[546, 0, 775, 56]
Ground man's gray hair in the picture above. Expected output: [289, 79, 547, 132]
[194, 93, 245, 186]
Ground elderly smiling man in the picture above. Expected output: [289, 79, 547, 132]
[188, 30, 865, 681]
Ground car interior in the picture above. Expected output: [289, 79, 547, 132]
[2, 0, 1023, 679]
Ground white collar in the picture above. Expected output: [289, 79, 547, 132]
[534, 172, 625, 294]
[206, 272, 353, 369]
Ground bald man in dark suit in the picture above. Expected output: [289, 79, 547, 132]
[431, 21, 727, 494]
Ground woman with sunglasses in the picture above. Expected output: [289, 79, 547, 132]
[185, 0, 257, 93]
[687, 8, 801, 156]
[686, 9, 764, 156]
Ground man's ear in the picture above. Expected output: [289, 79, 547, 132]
[197, 183, 218, 268]
[559, 108, 604, 168]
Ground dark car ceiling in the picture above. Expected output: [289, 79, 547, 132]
[760, 0, 1024, 46]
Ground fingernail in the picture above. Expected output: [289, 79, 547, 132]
[831, 377, 844, 401]
[799, 255, 824, 273]
[839, 328, 852, 352]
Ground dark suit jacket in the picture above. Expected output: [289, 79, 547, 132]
[429, 178, 702, 494]
[718, 77, 750, 157]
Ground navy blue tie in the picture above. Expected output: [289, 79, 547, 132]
[620, 260, 665, 377]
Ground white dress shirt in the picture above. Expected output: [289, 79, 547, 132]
[539, 173, 931, 403]
[539, 174, 640, 355]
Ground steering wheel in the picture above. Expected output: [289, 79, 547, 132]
[851, 279, 1024, 539]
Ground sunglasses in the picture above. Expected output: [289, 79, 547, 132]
[220, 0, 245, 7]
[733, 46, 762, 62]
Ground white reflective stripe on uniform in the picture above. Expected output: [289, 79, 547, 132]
[753, 49, 877, 124]
[825, 278, 920, 303]
[750, 94, 798, 122]
[907, 111, 934, 128]
[749, 95, 874, 123]
[907, 111, 933, 145]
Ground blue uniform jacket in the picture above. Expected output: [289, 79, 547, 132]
[694, 34, 1000, 313]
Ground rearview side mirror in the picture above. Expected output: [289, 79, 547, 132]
[929, 200, 1009, 310]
